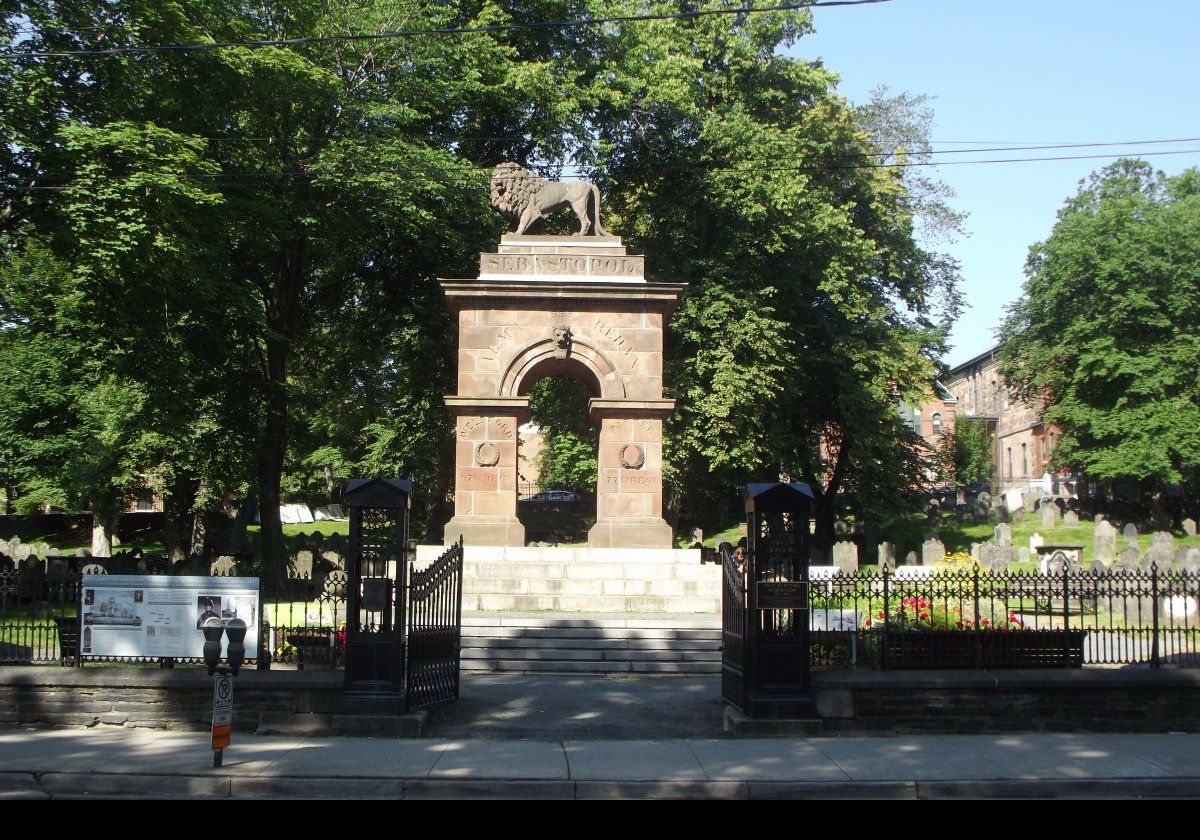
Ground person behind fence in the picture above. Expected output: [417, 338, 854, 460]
[732, 546, 748, 575]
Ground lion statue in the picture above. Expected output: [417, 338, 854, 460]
[490, 162, 610, 236]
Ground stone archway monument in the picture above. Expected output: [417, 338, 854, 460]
[441, 163, 685, 548]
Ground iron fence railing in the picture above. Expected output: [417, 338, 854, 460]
[0, 564, 349, 668]
[807, 566, 1200, 669]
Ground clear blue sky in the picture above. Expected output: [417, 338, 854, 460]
[796, 0, 1200, 368]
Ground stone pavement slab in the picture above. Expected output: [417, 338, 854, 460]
[687, 739, 850, 782]
[807, 735, 1014, 781]
[564, 740, 705, 781]
[428, 740, 569, 780]
[258, 737, 448, 778]
[977, 733, 1174, 780]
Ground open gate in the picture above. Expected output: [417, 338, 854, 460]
[344, 479, 464, 713]
[720, 543, 748, 711]
[405, 538, 464, 709]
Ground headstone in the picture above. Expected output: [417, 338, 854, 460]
[1123, 522, 1138, 545]
[1040, 502, 1060, 529]
[1183, 518, 1197, 538]
[1010, 508, 1025, 524]
[1004, 488, 1024, 514]
[211, 556, 238, 576]
[1063, 510, 1079, 527]
[1181, 548, 1200, 574]
[1023, 492, 1038, 514]
[877, 542, 896, 570]
[904, 550, 918, 566]
[980, 543, 1014, 573]
[1142, 532, 1175, 571]
[1018, 547, 1031, 566]
[690, 527, 704, 546]
[973, 492, 991, 521]
[12, 544, 30, 561]
[1094, 520, 1118, 564]
[832, 540, 858, 574]
[322, 549, 343, 570]
[970, 542, 981, 563]
[921, 538, 945, 567]
[994, 523, 1012, 547]
[1088, 555, 1109, 574]
[1116, 545, 1141, 573]
[1029, 533, 1044, 553]
[279, 505, 301, 525]
[291, 549, 314, 579]
[1046, 549, 1080, 577]
[926, 503, 941, 527]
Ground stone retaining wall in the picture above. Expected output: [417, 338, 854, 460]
[0, 668, 341, 731]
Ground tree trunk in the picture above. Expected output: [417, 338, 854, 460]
[90, 499, 119, 558]
[230, 485, 258, 555]
[163, 476, 199, 564]
[256, 240, 304, 578]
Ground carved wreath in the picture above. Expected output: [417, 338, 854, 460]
[618, 444, 645, 470]
[475, 443, 500, 467]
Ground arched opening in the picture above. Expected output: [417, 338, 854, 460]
[515, 362, 600, 544]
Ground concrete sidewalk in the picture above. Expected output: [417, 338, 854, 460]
[2, 727, 1199, 798]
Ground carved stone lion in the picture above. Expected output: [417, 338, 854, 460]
[490, 162, 610, 236]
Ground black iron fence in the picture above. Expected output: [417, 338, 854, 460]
[0, 562, 350, 668]
[807, 566, 1200, 669]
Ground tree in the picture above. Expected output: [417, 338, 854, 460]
[998, 160, 1200, 494]
[936, 418, 994, 486]
[527, 378, 598, 491]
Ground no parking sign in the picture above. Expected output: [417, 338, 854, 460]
[212, 674, 233, 751]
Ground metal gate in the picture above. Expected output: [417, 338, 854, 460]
[720, 543, 748, 711]
[404, 538, 464, 710]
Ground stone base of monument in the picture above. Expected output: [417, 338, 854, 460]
[442, 515, 526, 548]
[587, 517, 675, 549]
[415, 545, 717, 613]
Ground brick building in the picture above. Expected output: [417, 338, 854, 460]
[945, 346, 1062, 492]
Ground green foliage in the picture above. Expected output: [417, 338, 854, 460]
[998, 161, 1200, 491]
[936, 417, 994, 486]
[527, 378, 598, 490]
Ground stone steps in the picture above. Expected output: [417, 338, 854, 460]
[460, 613, 722, 675]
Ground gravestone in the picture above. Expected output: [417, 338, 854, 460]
[926, 503, 941, 527]
[1184, 518, 1197, 538]
[691, 527, 704, 546]
[1123, 522, 1138, 545]
[877, 541, 896, 570]
[291, 549, 314, 579]
[904, 550, 918, 566]
[1094, 520, 1118, 563]
[12, 544, 30, 561]
[1142, 532, 1175, 571]
[832, 540, 858, 574]
[1116, 545, 1141, 573]
[973, 492, 991, 522]
[1029, 533, 1044, 553]
[211, 556, 238, 576]
[980, 543, 1014, 573]
[1040, 502, 1060, 529]
[994, 523, 1012, 546]
[1181, 548, 1200, 574]
[1046, 549, 1080, 577]
[1023, 492, 1038, 514]
[1010, 508, 1025, 524]
[1004, 488, 1024, 515]
[970, 542, 981, 563]
[921, 538, 945, 567]
[1063, 510, 1079, 527]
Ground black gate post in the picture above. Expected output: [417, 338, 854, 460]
[343, 478, 412, 705]
[741, 482, 815, 719]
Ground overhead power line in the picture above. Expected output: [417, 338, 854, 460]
[14, 146, 1200, 192]
[0, 0, 890, 59]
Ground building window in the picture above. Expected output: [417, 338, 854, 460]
[1007, 447, 1013, 479]
[913, 408, 922, 436]
[931, 413, 942, 435]
[1021, 443, 1028, 477]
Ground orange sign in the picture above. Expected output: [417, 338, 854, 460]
[211, 722, 231, 750]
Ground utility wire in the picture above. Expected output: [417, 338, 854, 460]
[0, 0, 890, 59]
[14, 146, 1200, 191]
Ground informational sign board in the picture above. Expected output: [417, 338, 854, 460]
[80, 575, 259, 659]
[212, 674, 233, 751]
[756, 580, 807, 609]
